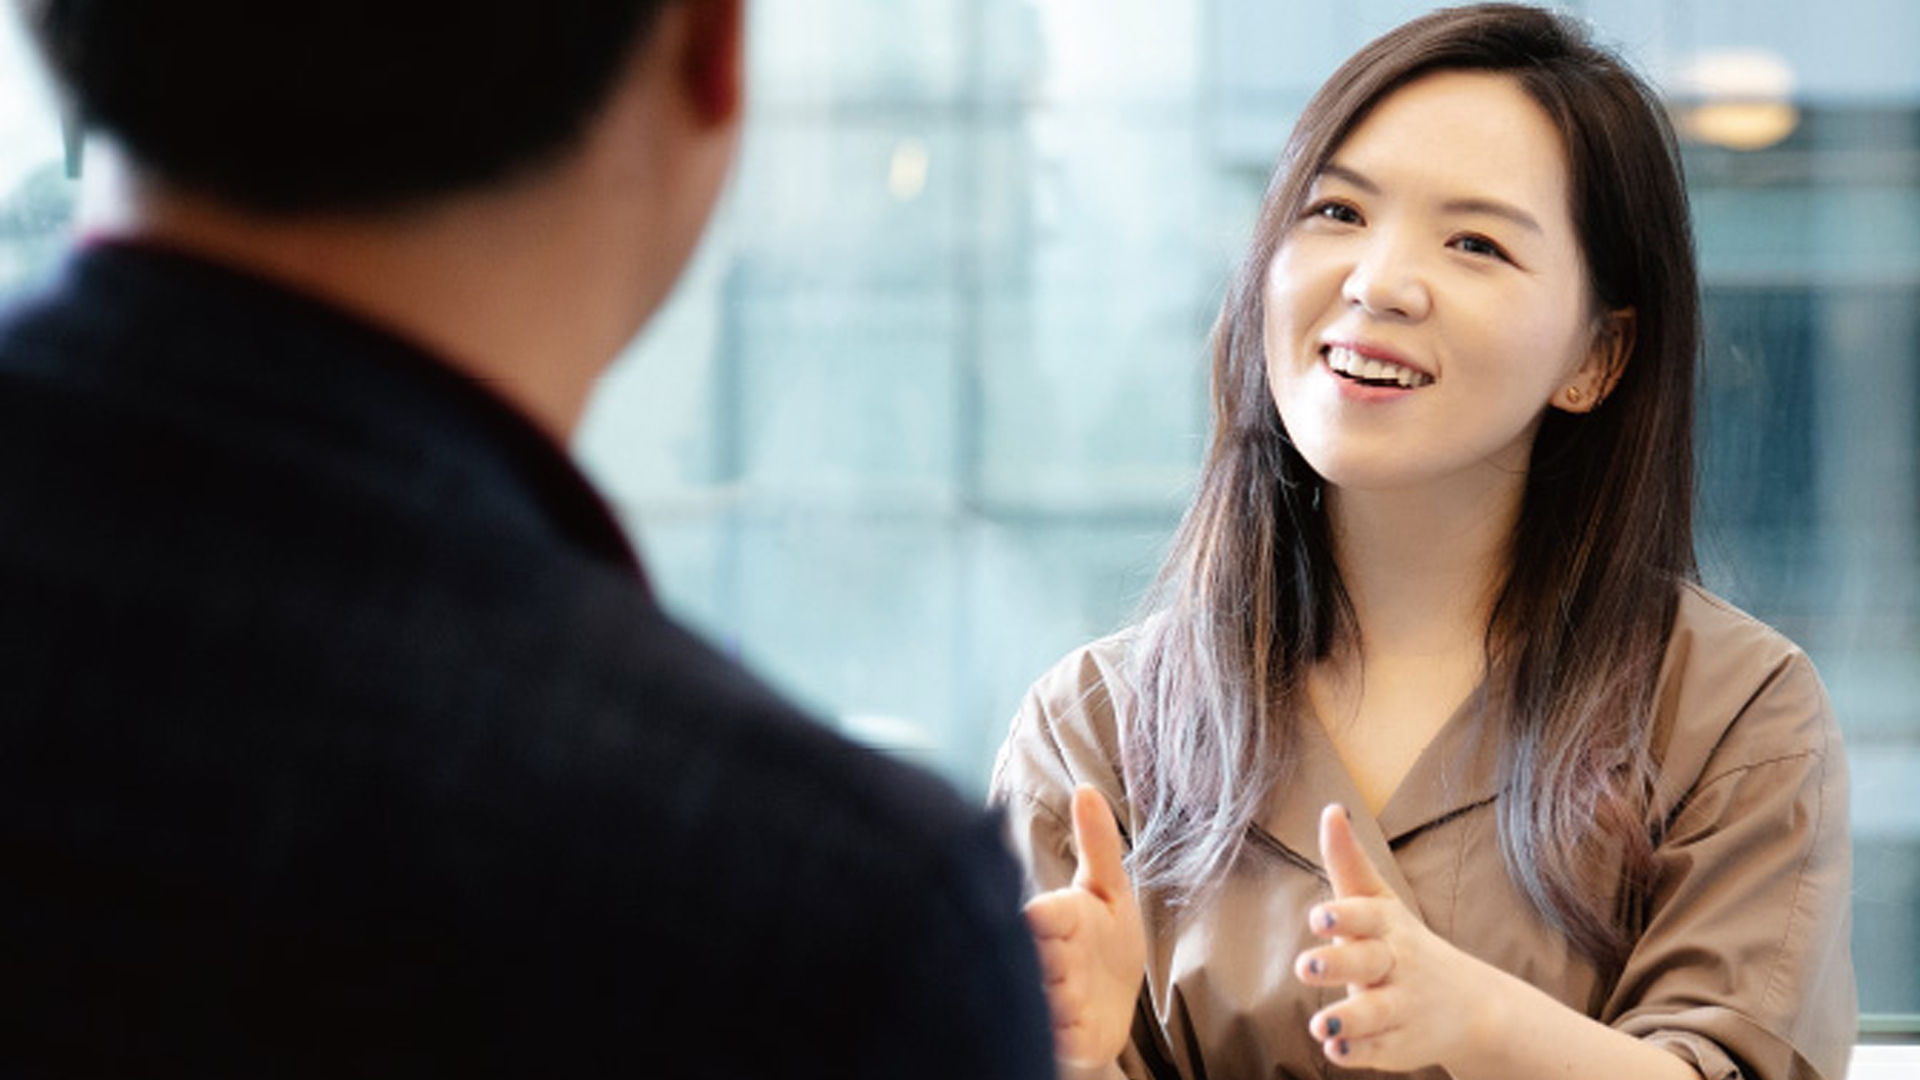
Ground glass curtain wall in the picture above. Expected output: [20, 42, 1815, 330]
[2, 0, 1915, 1026]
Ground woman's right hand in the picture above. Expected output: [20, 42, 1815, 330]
[1022, 784, 1147, 1068]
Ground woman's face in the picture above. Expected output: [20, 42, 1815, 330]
[1262, 70, 1623, 501]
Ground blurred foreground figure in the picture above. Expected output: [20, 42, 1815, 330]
[0, 1, 1051, 1075]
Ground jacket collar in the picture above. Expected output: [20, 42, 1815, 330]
[39, 241, 647, 585]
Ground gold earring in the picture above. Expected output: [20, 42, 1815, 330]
[1566, 386, 1584, 405]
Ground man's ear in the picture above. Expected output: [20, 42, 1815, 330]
[1556, 307, 1635, 414]
[679, 0, 744, 128]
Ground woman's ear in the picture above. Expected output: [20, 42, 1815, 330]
[1556, 307, 1635, 414]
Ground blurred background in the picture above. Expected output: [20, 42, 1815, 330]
[3, 0, 1914, 1029]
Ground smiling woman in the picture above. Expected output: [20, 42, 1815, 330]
[992, 6, 1854, 1080]
[1259, 70, 1635, 813]
[1263, 71, 1627, 506]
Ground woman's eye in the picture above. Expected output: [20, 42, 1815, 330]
[1308, 201, 1362, 225]
[1451, 233, 1511, 261]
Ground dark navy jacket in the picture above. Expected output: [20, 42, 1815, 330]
[0, 244, 1052, 1078]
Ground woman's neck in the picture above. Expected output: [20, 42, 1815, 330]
[1307, 473, 1523, 813]
[1325, 469, 1524, 664]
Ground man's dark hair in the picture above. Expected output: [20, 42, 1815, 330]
[17, 0, 675, 213]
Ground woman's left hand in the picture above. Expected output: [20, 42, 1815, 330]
[1291, 803, 1506, 1074]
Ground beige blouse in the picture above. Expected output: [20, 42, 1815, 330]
[991, 585, 1855, 1080]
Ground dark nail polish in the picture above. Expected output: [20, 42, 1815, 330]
[1337, 1039, 1350, 1058]
[1327, 1016, 1343, 1037]
[1318, 909, 1337, 932]
[1308, 956, 1324, 976]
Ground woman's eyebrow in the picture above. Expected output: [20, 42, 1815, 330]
[1317, 162, 1379, 194]
[1318, 161, 1544, 235]
[1440, 196, 1543, 235]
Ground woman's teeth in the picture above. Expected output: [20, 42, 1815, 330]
[1325, 345, 1434, 388]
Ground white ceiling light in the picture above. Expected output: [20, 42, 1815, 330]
[1674, 49, 1800, 151]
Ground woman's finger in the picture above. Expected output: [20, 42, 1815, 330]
[1069, 784, 1131, 905]
[1023, 889, 1084, 941]
[1322, 1023, 1403, 1071]
[1320, 803, 1392, 900]
[1310, 984, 1398, 1042]
[1031, 935, 1077, 986]
[1041, 975, 1086, 1025]
[1307, 896, 1390, 939]
[1294, 937, 1397, 987]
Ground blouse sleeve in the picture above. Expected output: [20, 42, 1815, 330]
[989, 642, 1168, 1080]
[991, 703, 1083, 897]
[1606, 648, 1856, 1080]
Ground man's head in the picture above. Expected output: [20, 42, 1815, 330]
[18, 0, 684, 214]
[19, 0, 742, 438]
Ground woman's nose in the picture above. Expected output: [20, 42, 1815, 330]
[1340, 233, 1431, 320]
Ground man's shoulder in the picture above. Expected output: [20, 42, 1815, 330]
[457, 564, 1055, 1076]
[0, 248, 1052, 1077]
[573, 596, 987, 854]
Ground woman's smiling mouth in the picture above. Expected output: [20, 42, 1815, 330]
[1324, 344, 1435, 389]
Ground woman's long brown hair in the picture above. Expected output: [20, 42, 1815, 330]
[1124, 3, 1699, 971]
